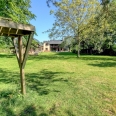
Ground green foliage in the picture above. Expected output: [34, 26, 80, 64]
[46, 0, 116, 56]
[0, 0, 36, 24]
[0, 36, 12, 48]
[46, 0, 101, 57]
[0, 0, 36, 50]
[22, 36, 39, 48]
[112, 44, 116, 52]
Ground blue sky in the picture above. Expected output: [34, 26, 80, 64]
[30, 0, 55, 42]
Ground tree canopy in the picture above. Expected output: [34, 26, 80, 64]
[0, 0, 38, 50]
[46, 0, 116, 56]
[0, 0, 36, 24]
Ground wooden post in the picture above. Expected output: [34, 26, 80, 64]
[22, 32, 34, 69]
[11, 37, 19, 67]
[18, 35, 26, 95]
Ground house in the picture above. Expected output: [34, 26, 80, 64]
[43, 40, 64, 52]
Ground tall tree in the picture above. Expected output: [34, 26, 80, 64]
[47, 0, 100, 57]
[78, 0, 116, 55]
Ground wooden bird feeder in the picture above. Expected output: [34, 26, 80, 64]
[0, 18, 35, 95]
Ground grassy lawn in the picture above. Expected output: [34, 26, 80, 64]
[0, 52, 116, 116]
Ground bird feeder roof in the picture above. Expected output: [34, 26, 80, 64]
[0, 17, 35, 37]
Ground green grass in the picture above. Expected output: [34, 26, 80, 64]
[0, 52, 116, 116]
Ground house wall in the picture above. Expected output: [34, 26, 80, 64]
[43, 42, 50, 52]
[43, 40, 68, 52]
[50, 44, 61, 51]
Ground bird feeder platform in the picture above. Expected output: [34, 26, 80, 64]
[0, 17, 35, 95]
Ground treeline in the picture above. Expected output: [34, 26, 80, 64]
[46, 0, 116, 56]
[71, 39, 116, 56]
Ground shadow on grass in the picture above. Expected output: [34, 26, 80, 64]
[79, 55, 116, 61]
[0, 90, 15, 116]
[0, 69, 20, 85]
[0, 90, 37, 116]
[1, 52, 116, 61]
[0, 53, 72, 115]
[55, 52, 116, 61]
[0, 68, 70, 96]
[0, 54, 15, 58]
[78, 55, 116, 67]
[28, 52, 76, 61]
[0, 68, 73, 115]
[20, 105, 37, 116]
[66, 110, 76, 116]
[0, 89, 75, 116]
[88, 62, 116, 67]
[26, 69, 70, 95]
[56, 52, 76, 56]
[28, 52, 116, 64]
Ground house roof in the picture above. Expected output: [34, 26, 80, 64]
[44, 40, 62, 44]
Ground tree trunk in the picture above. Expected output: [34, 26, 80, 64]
[18, 36, 26, 95]
[77, 34, 80, 58]
[77, 40, 80, 57]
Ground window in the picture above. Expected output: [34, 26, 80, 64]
[46, 43, 48, 46]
